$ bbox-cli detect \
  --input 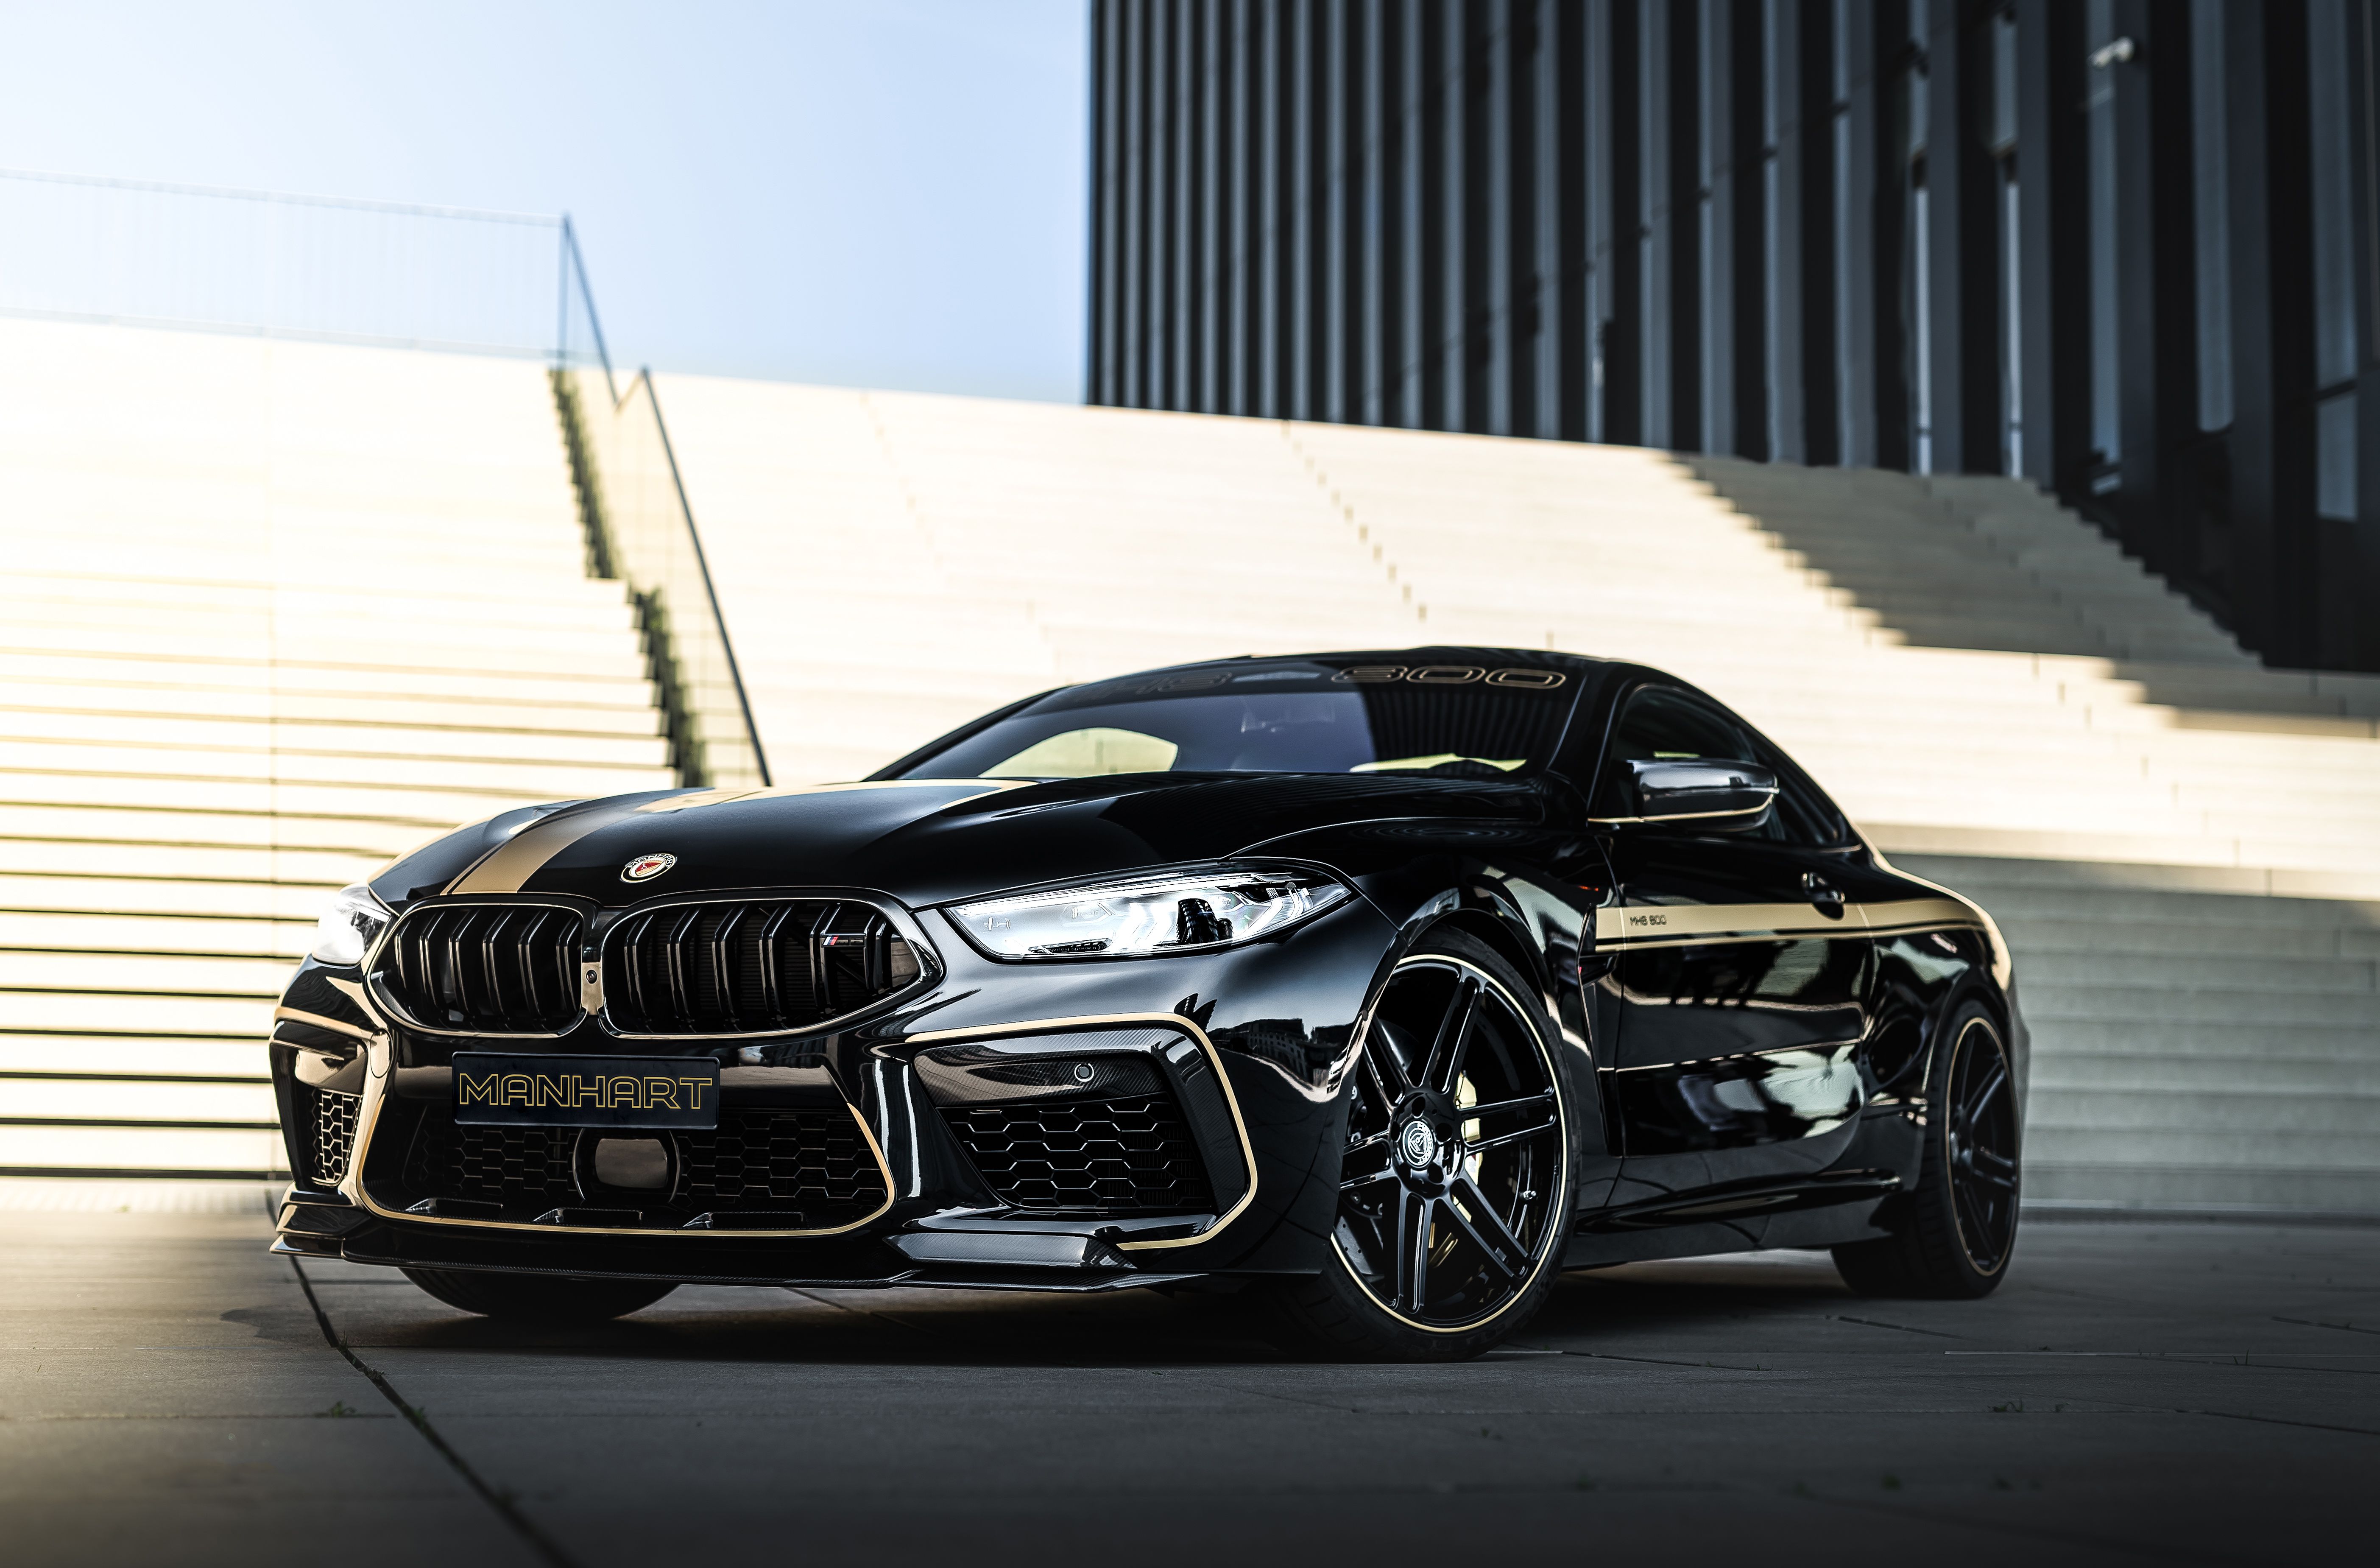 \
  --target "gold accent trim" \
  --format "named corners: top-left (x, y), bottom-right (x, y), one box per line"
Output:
top-left (446, 804), bottom-right (644, 895)
top-left (1593, 900), bottom-right (1855, 947)
top-left (342, 1056), bottom-right (898, 1241)
top-left (1333, 956), bottom-right (1574, 1335)
top-left (903, 1012), bottom-right (1260, 1253)
top-left (1585, 803), bottom-right (1771, 827)
top-left (634, 779), bottom-right (1028, 813)
top-left (274, 1006), bottom-right (377, 1041)
top-left (1593, 896), bottom-right (1987, 950)
top-left (1863, 851), bottom-right (2015, 989)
